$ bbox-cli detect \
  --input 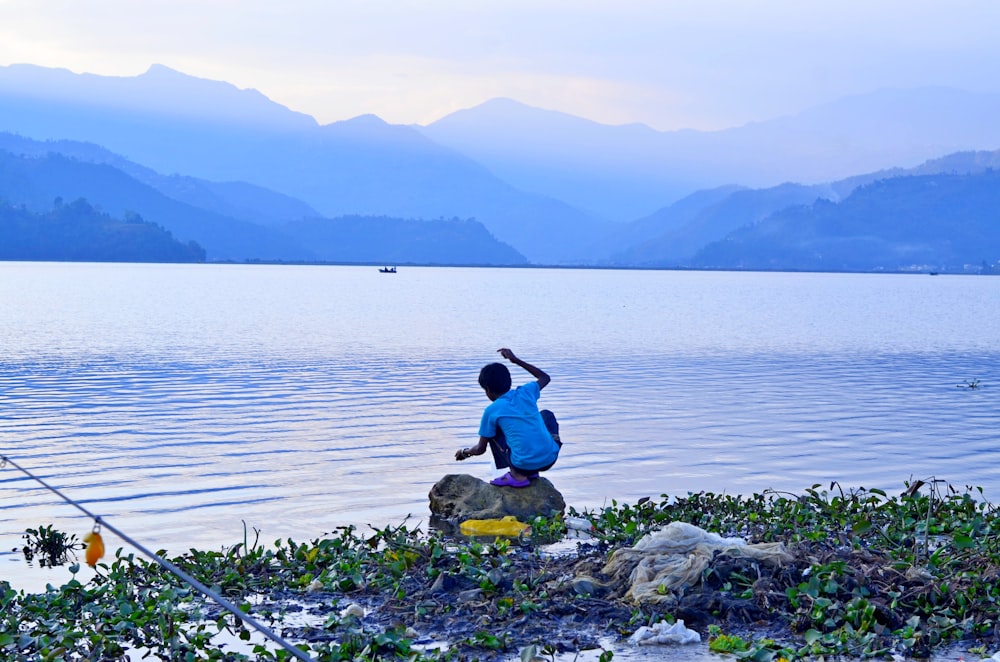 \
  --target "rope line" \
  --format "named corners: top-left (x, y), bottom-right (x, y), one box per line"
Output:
top-left (1, 453), bottom-right (315, 662)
